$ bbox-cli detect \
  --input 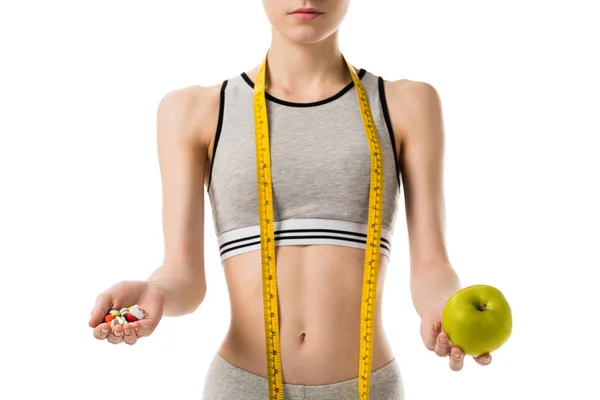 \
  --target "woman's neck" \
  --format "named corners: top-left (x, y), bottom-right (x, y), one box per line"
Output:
top-left (262, 30), bottom-right (350, 94)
